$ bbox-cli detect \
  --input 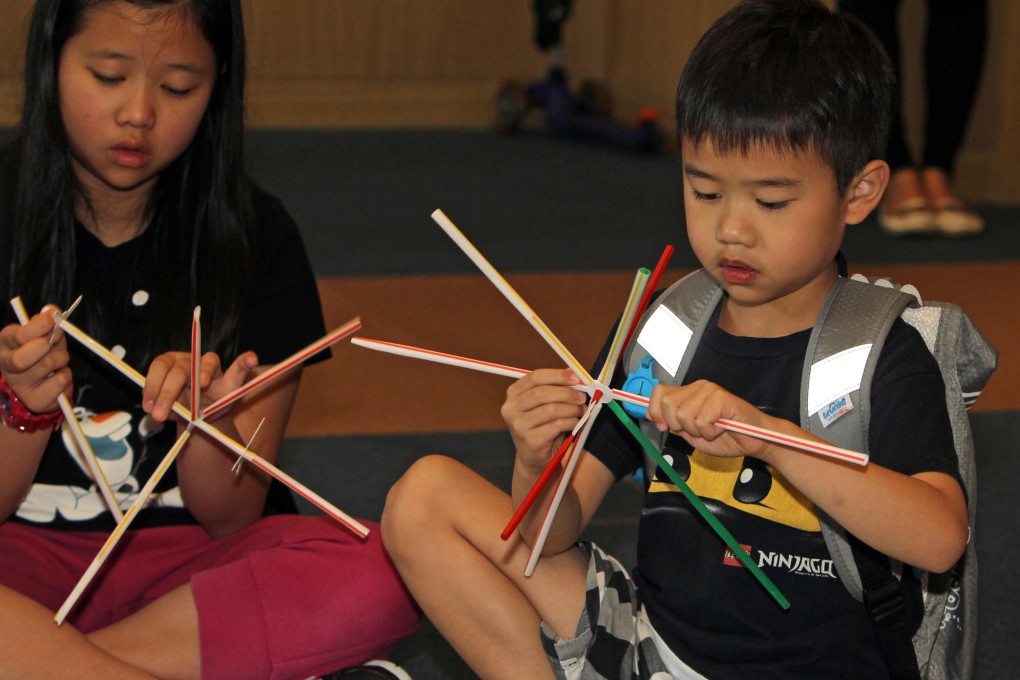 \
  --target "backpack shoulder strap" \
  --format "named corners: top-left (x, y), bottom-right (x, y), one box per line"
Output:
top-left (801, 277), bottom-right (914, 601)
top-left (622, 269), bottom-right (722, 479)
